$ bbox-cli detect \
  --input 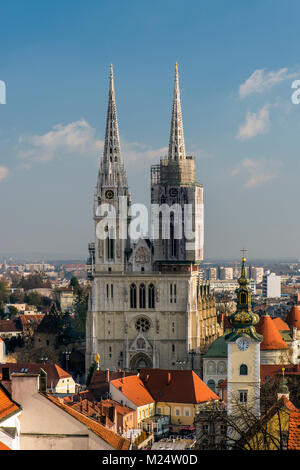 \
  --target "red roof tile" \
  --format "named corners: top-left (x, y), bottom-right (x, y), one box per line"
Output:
top-left (288, 411), bottom-right (300, 450)
top-left (110, 375), bottom-right (154, 407)
top-left (42, 394), bottom-right (130, 450)
top-left (139, 369), bottom-right (219, 404)
top-left (286, 305), bottom-right (300, 329)
top-left (0, 441), bottom-right (11, 450)
top-left (0, 384), bottom-right (20, 423)
top-left (0, 320), bottom-right (21, 333)
top-left (272, 317), bottom-right (290, 331)
top-left (256, 314), bottom-right (288, 350)
top-left (0, 363), bottom-right (71, 388)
